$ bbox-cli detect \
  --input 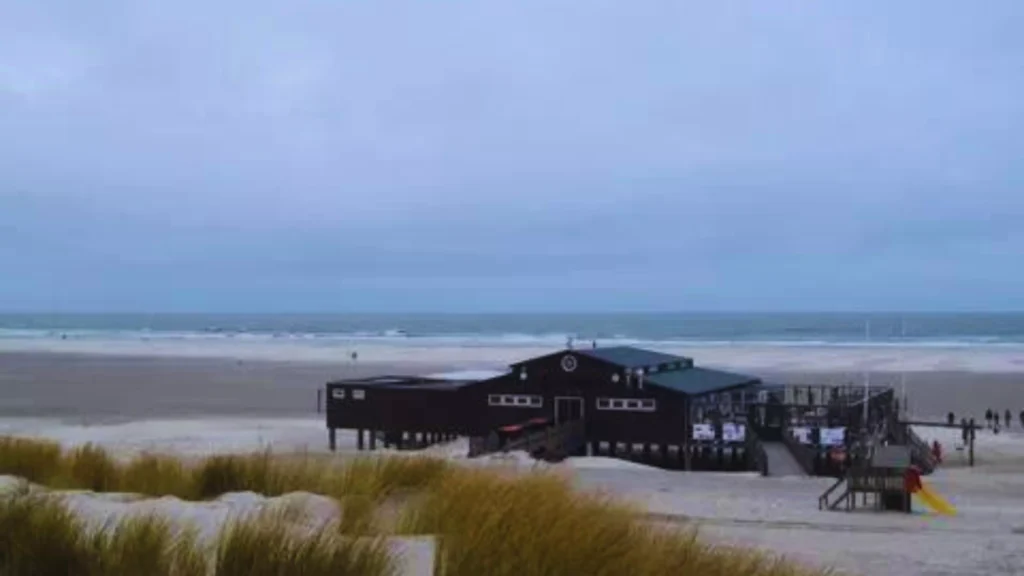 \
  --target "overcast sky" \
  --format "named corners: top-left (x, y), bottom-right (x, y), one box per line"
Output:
top-left (1, 1), bottom-right (1022, 312)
